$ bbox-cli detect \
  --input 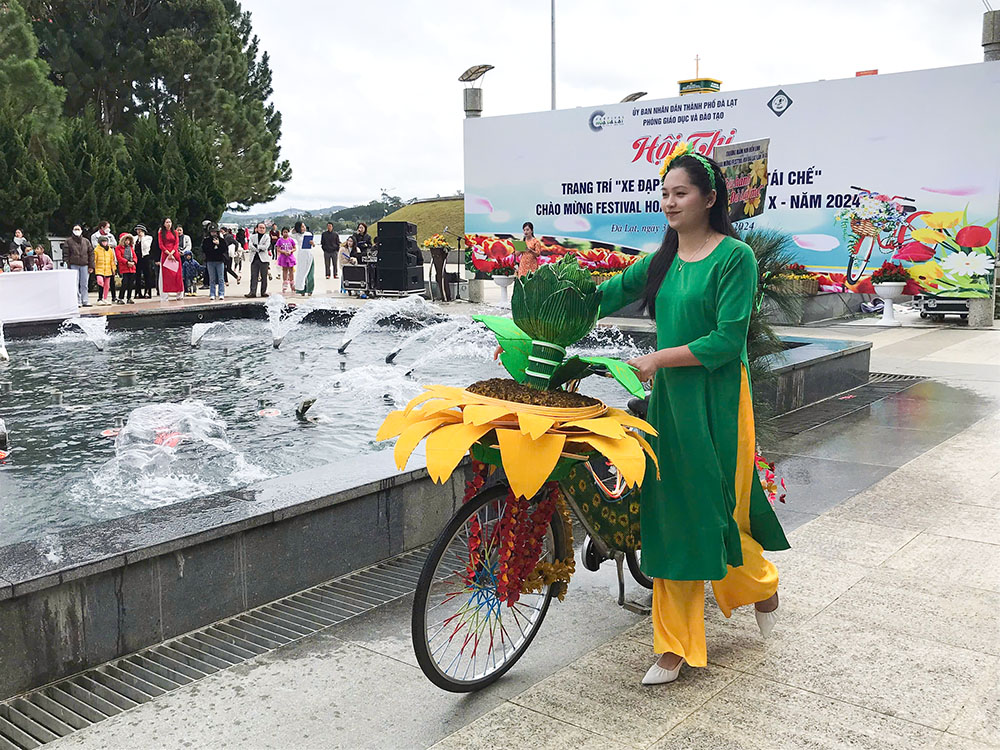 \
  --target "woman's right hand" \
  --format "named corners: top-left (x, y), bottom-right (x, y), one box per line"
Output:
top-left (493, 345), bottom-right (503, 361)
